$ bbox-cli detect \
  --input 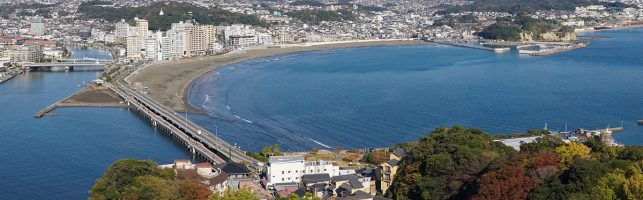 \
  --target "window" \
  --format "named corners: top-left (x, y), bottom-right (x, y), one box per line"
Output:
top-left (324, 169), bottom-right (327, 171)
top-left (288, 177), bottom-right (291, 180)
top-left (282, 171), bottom-right (284, 174)
top-left (295, 170), bottom-right (298, 173)
top-left (282, 178), bottom-right (284, 181)
top-left (288, 171), bottom-right (291, 173)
